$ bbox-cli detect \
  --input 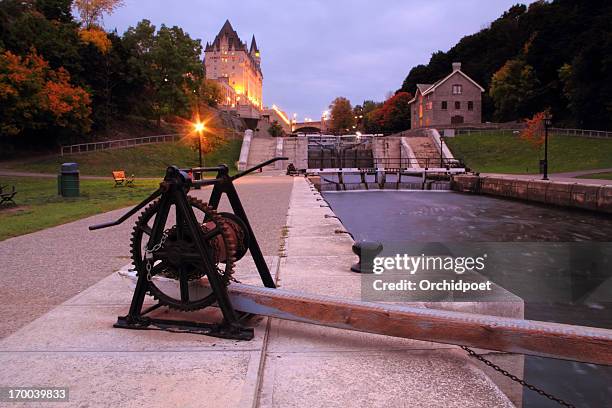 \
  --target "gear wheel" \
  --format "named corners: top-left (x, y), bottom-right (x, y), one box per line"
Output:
top-left (130, 196), bottom-right (237, 311)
